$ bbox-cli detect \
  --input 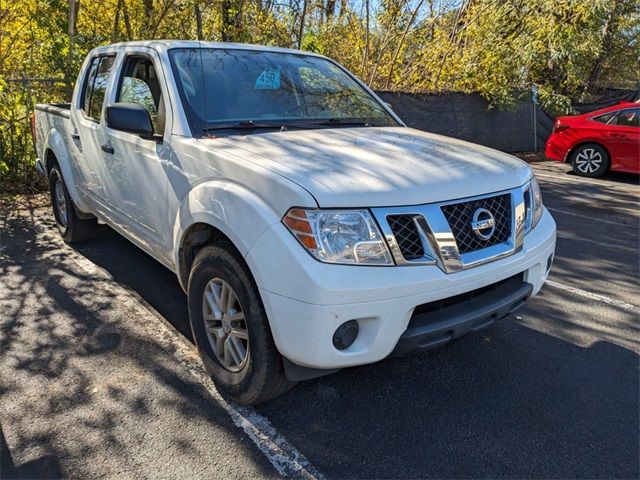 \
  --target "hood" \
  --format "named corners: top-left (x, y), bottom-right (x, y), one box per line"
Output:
top-left (200, 127), bottom-right (532, 207)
